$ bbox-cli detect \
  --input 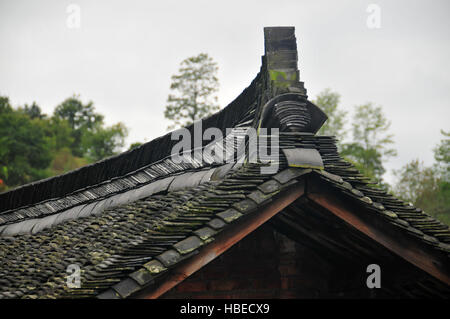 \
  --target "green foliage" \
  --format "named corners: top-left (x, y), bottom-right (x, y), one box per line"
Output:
top-left (341, 103), bottom-right (396, 183)
top-left (414, 181), bottom-right (450, 225)
top-left (393, 159), bottom-right (449, 225)
top-left (43, 117), bottom-right (75, 153)
top-left (433, 130), bottom-right (449, 182)
top-left (393, 159), bottom-right (437, 204)
top-left (393, 130), bottom-right (450, 225)
top-left (81, 123), bottom-right (128, 162)
top-left (313, 88), bottom-right (348, 146)
top-left (164, 53), bottom-right (220, 129)
top-left (48, 147), bottom-right (88, 176)
top-left (0, 177), bottom-right (6, 193)
top-left (0, 96), bottom-right (12, 113)
top-left (0, 166), bottom-right (8, 180)
top-left (0, 94), bottom-right (129, 190)
top-left (54, 95), bottom-right (104, 130)
top-left (313, 91), bottom-right (396, 183)
top-left (19, 102), bottom-right (46, 119)
top-left (129, 142), bottom-right (143, 150)
top-left (51, 95), bottom-right (128, 162)
top-left (342, 144), bottom-right (384, 181)
top-left (0, 97), bottom-right (52, 186)
top-left (313, 88), bottom-right (448, 224)
top-left (313, 88), bottom-right (447, 222)
top-left (53, 95), bottom-right (105, 157)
